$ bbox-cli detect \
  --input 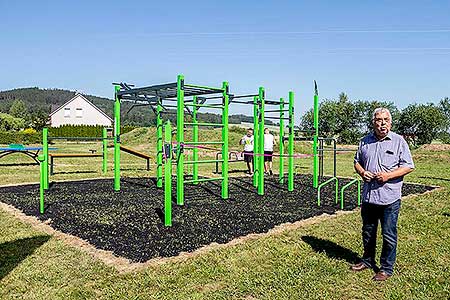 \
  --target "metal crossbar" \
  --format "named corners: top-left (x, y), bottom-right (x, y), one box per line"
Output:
top-left (184, 159), bottom-right (224, 165)
top-left (184, 122), bottom-right (224, 127)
